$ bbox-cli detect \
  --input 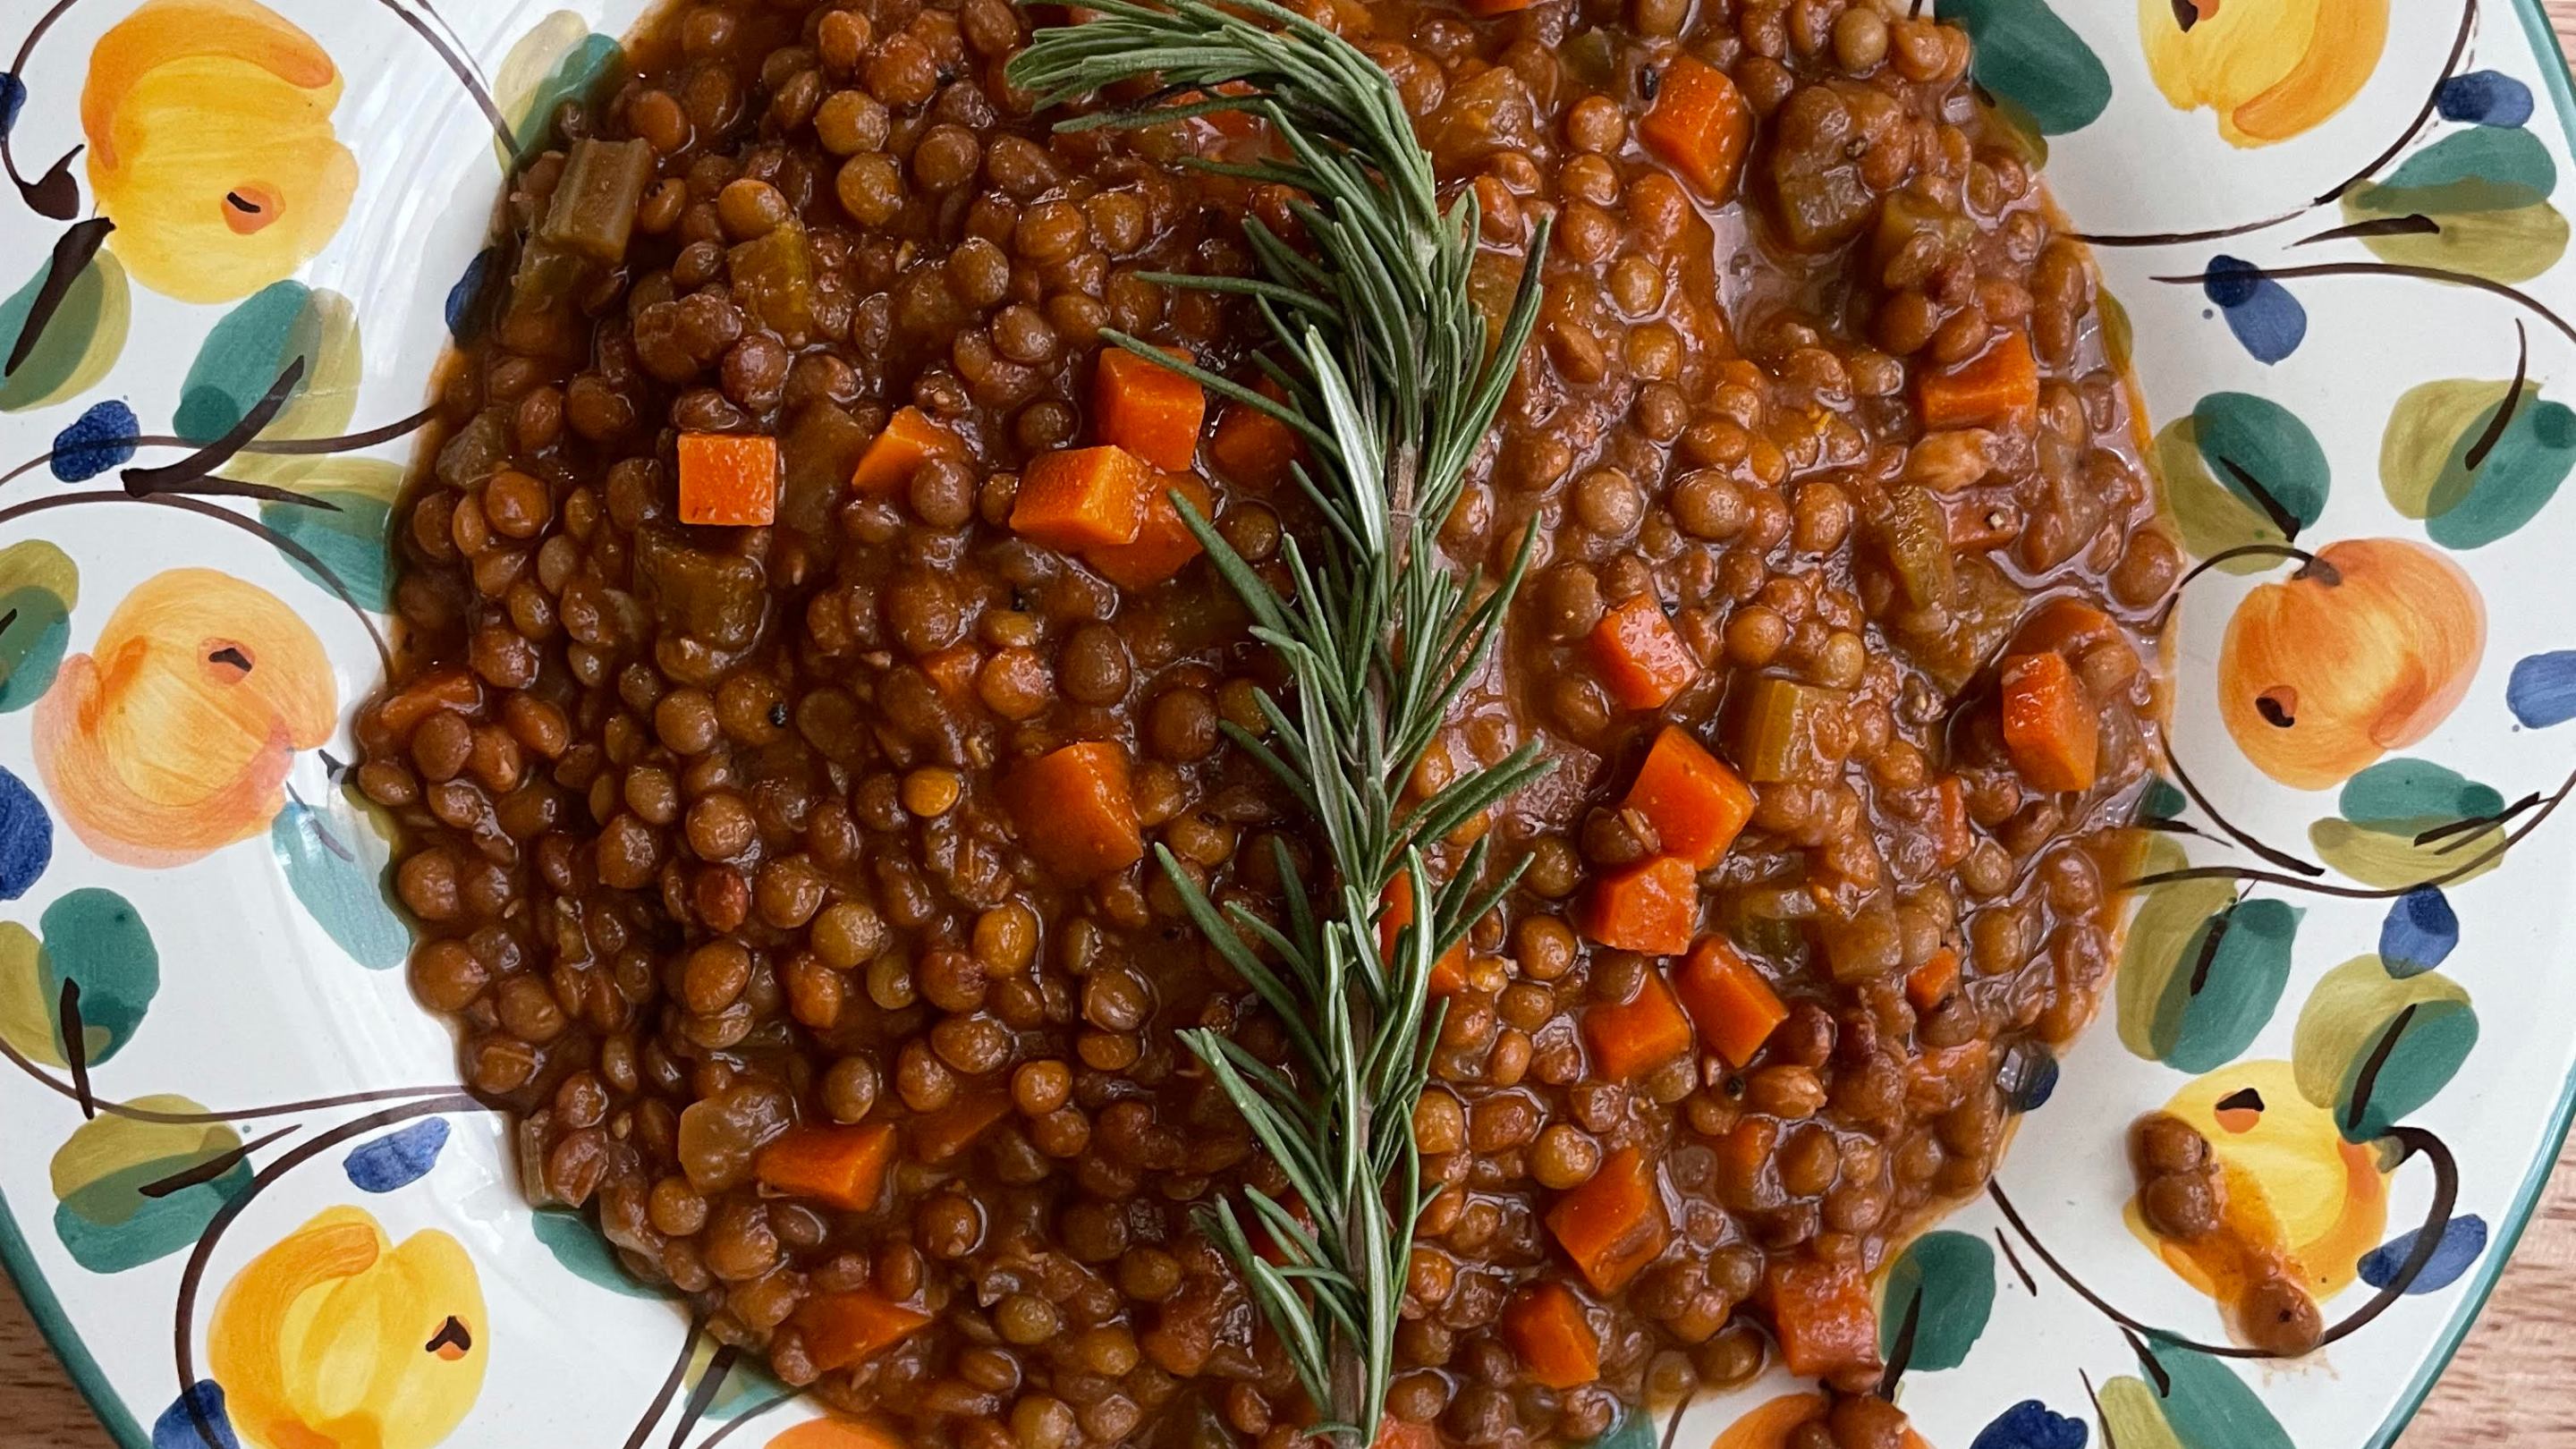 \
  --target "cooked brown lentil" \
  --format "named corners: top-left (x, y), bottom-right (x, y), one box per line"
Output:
top-left (369, 0), bottom-right (2165, 1443)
